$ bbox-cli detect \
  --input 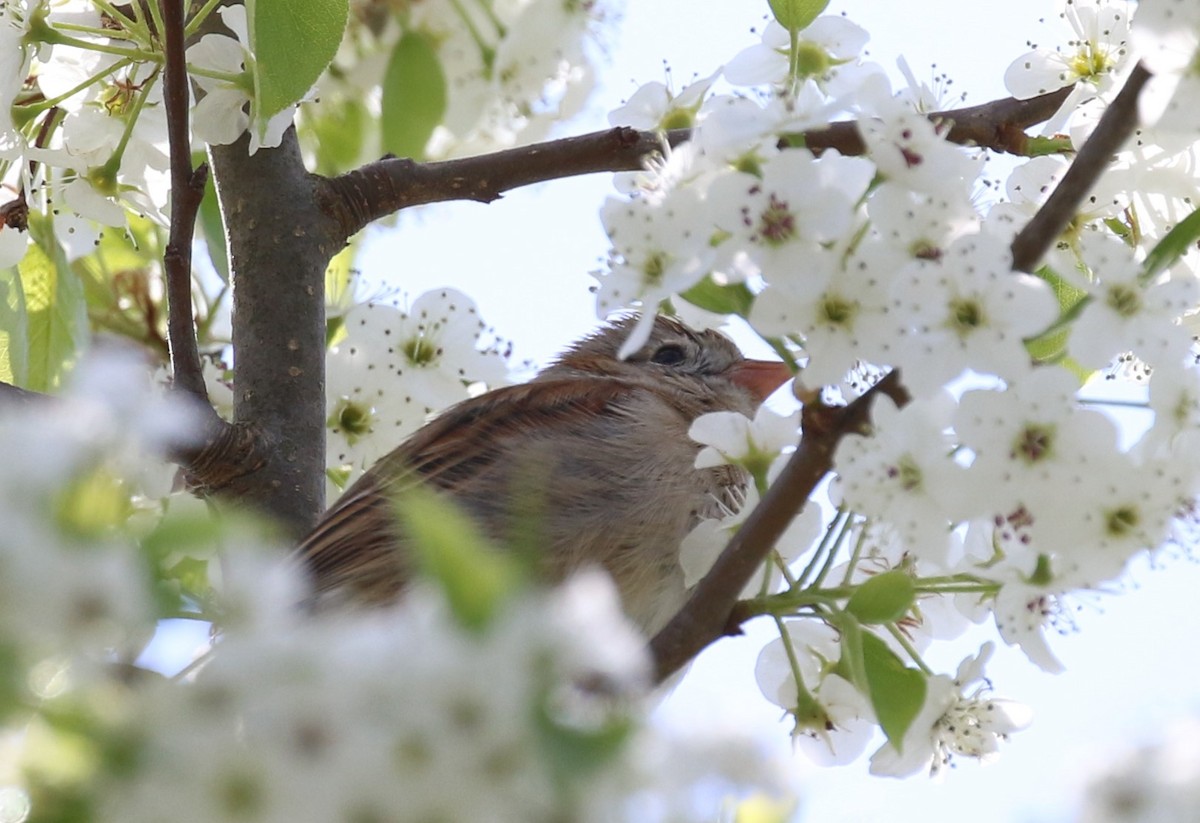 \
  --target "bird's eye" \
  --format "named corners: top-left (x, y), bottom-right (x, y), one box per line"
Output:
top-left (650, 344), bottom-right (687, 366)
